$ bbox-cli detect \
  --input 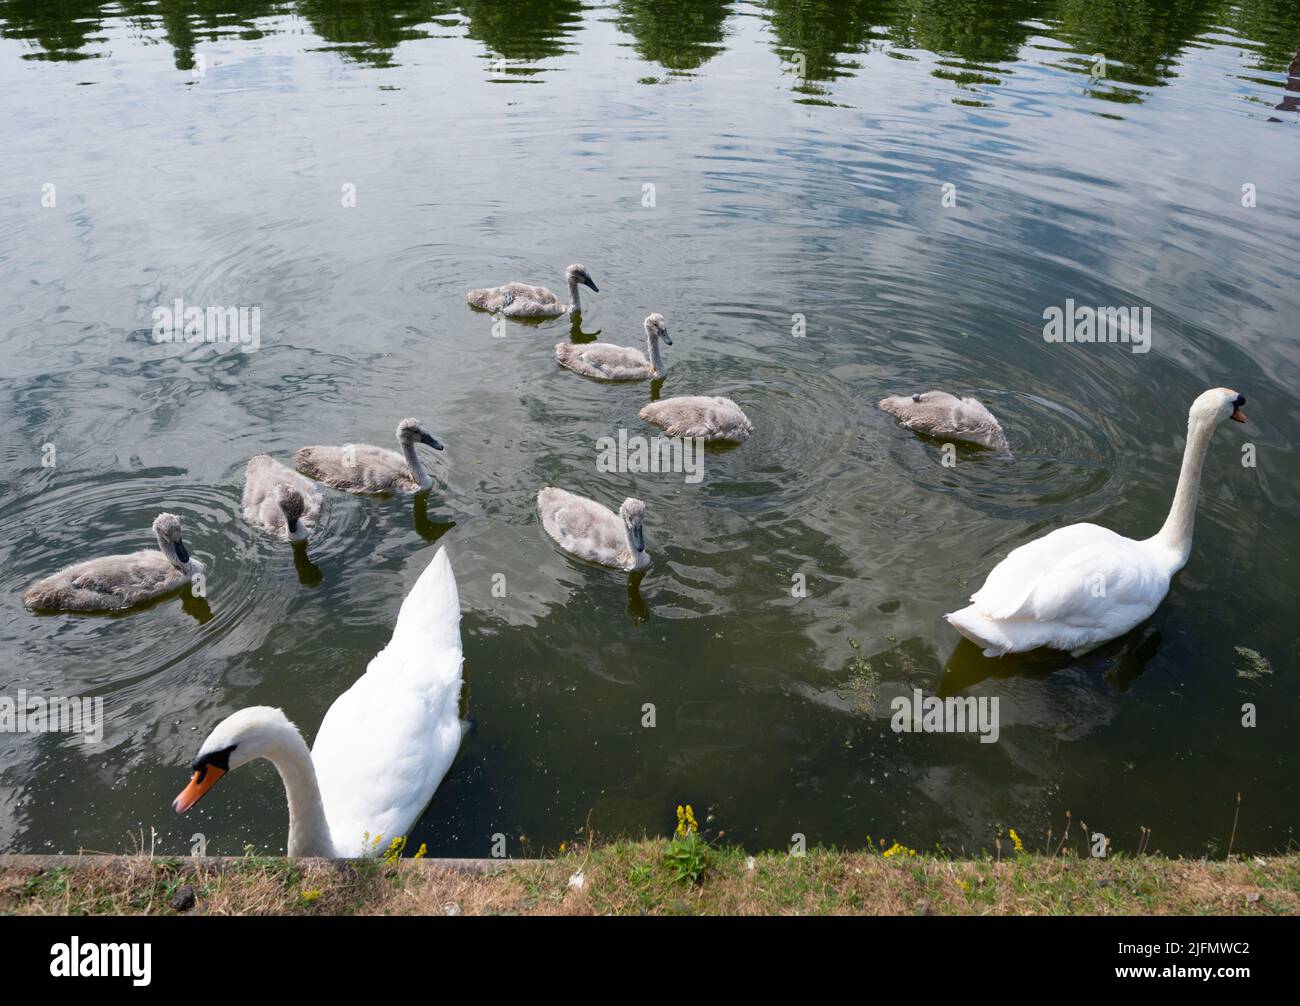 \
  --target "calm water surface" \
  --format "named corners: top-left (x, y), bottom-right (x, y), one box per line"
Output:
top-left (1, 1), bottom-right (1297, 857)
